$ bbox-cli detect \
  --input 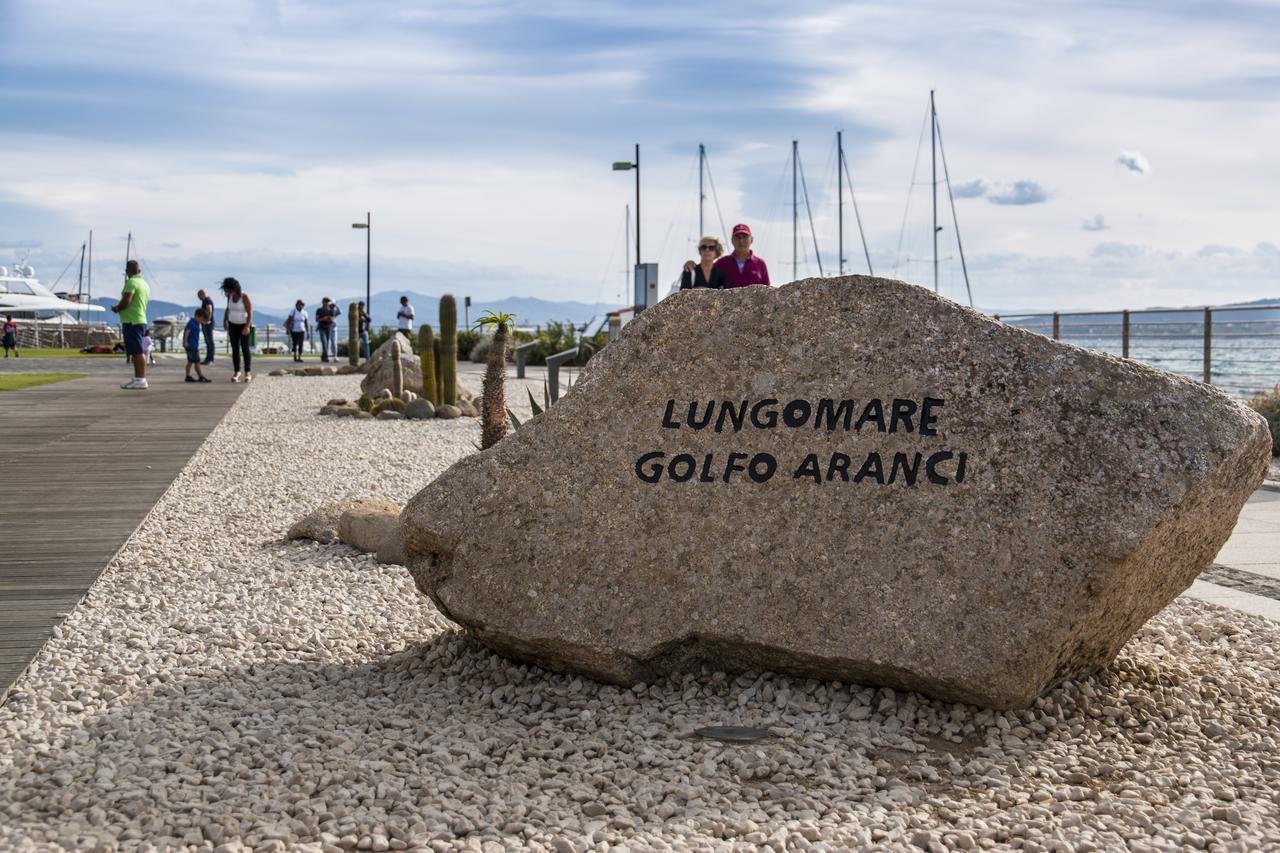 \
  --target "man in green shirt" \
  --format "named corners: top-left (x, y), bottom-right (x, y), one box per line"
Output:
top-left (112, 260), bottom-right (150, 390)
